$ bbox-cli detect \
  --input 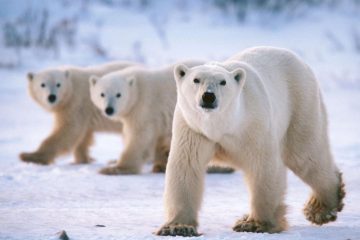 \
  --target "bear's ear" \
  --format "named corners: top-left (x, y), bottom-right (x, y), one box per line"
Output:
top-left (27, 72), bottom-right (34, 81)
top-left (127, 76), bottom-right (136, 86)
top-left (174, 64), bottom-right (189, 82)
top-left (231, 68), bottom-right (246, 88)
top-left (89, 75), bottom-right (99, 86)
